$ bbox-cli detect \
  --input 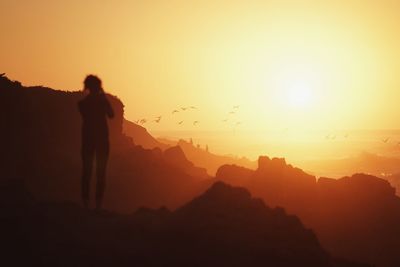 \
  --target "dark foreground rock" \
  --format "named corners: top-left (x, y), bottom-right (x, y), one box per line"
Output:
top-left (1, 180), bottom-right (370, 267)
